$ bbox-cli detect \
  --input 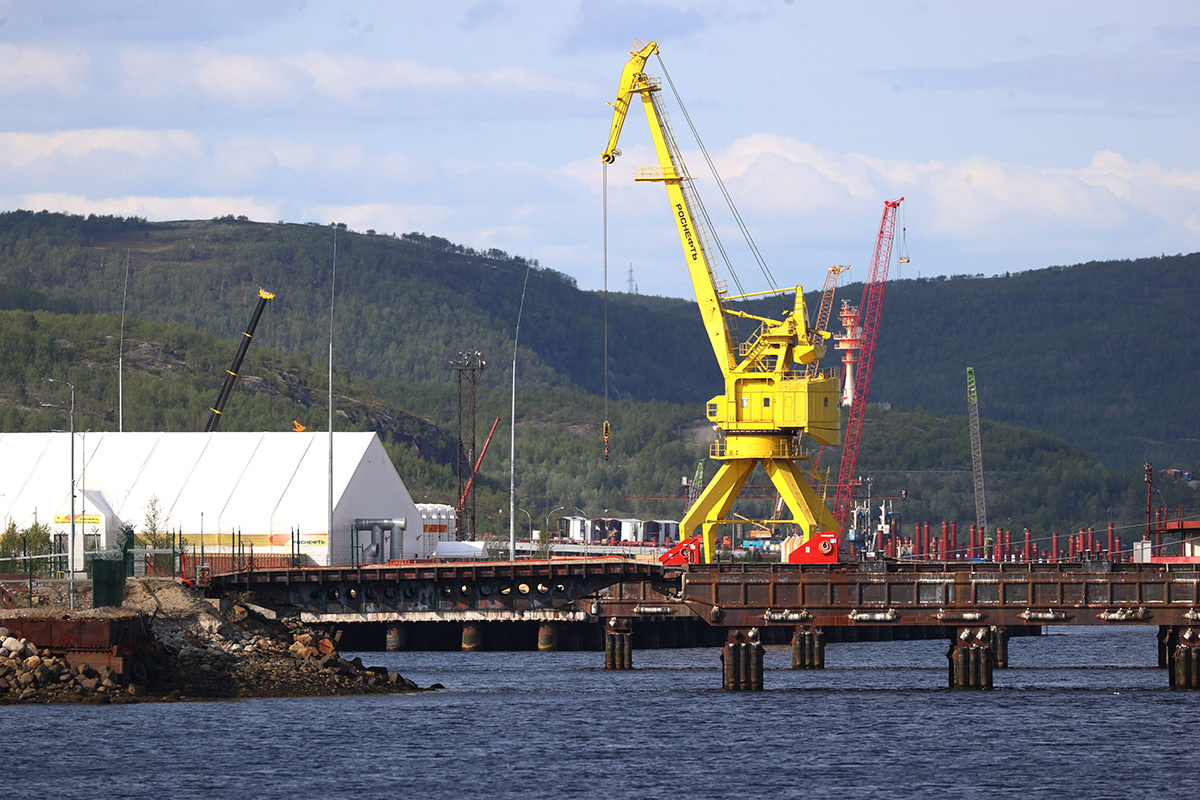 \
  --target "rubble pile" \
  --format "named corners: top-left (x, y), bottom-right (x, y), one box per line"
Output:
top-left (0, 578), bottom-right (433, 704)
top-left (0, 628), bottom-right (134, 704)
